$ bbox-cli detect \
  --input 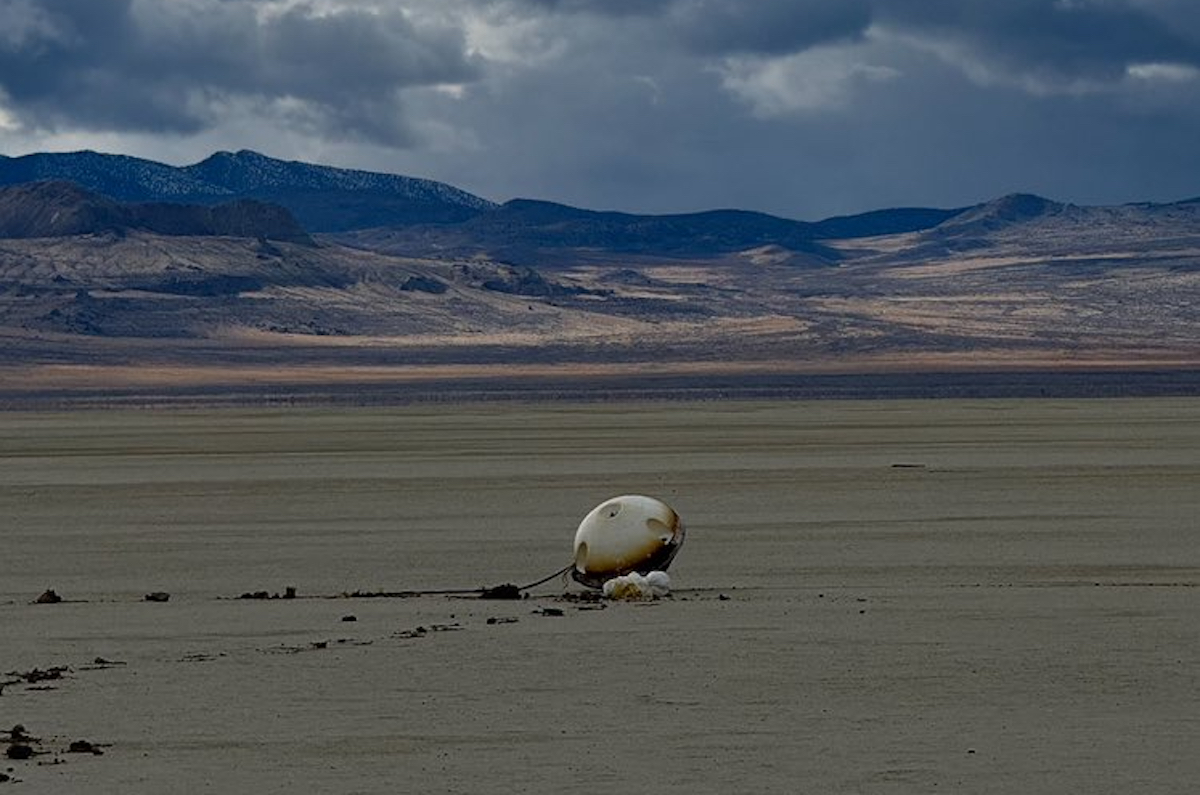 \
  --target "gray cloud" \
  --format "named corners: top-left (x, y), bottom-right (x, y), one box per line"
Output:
top-left (669, 0), bottom-right (871, 56)
top-left (492, 0), bottom-right (673, 17)
top-left (492, 0), bottom-right (872, 55)
top-left (2, 0), bottom-right (1200, 218)
top-left (0, 0), bottom-right (478, 142)
top-left (877, 0), bottom-right (1200, 87)
top-left (390, 0), bottom-right (1200, 216)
